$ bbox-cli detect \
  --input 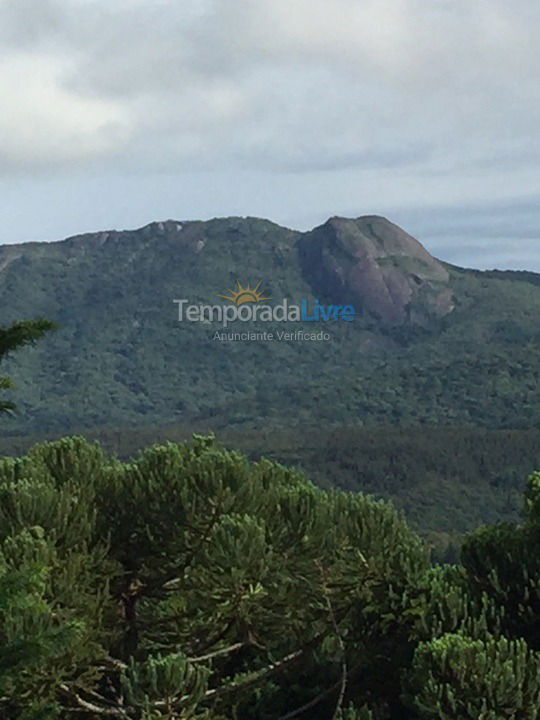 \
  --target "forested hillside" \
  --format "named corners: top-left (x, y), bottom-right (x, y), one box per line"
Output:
top-left (1, 216), bottom-right (540, 434)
